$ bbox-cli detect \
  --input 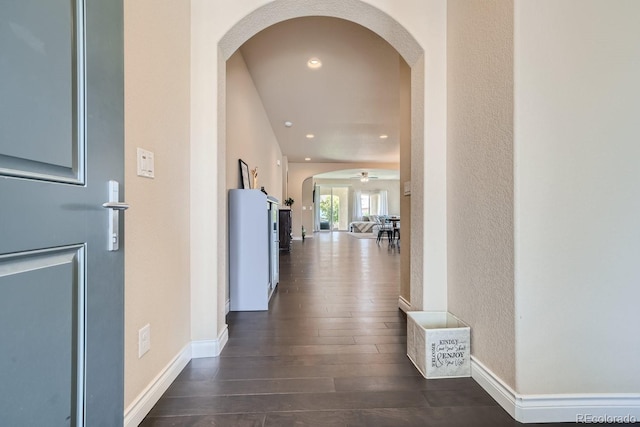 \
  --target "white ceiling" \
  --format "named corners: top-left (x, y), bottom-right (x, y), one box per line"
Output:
top-left (239, 17), bottom-right (402, 164)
